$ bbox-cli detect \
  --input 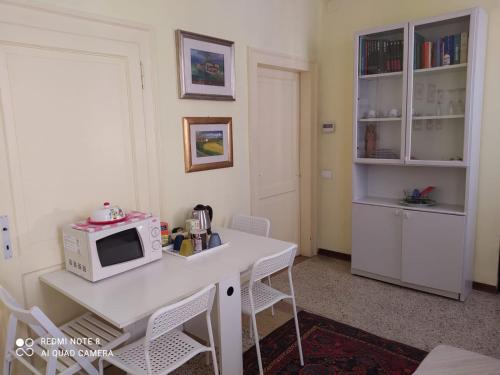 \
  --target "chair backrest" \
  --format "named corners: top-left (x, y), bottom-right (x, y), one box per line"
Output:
top-left (250, 247), bottom-right (297, 284)
top-left (145, 284), bottom-right (216, 342)
top-left (0, 287), bottom-right (42, 329)
top-left (0, 286), bottom-right (97, 375)
top-left (230, 214), bottom-right (271, 237)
